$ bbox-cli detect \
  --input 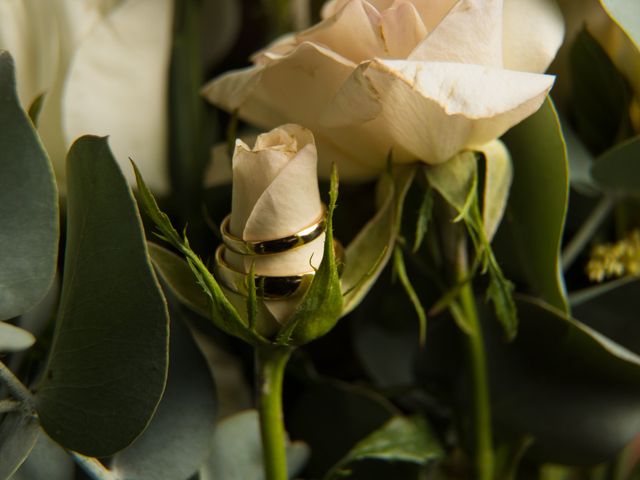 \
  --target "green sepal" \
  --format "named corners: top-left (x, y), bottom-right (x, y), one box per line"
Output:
top-left (275, 165), bottom-right (344, 346)
top-left (425, 153), bottom-right (518, 340)
top-left (132, 161), bottom-right (268, 347)
top-left (392, 247), bottom-right (427, 347)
